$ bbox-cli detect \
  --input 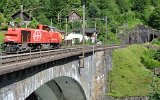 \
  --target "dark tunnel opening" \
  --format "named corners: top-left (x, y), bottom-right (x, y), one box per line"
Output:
top-left (26, 92), bottom-right (38, 100)
top-left (149, 34), bottom-right (158, 42)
